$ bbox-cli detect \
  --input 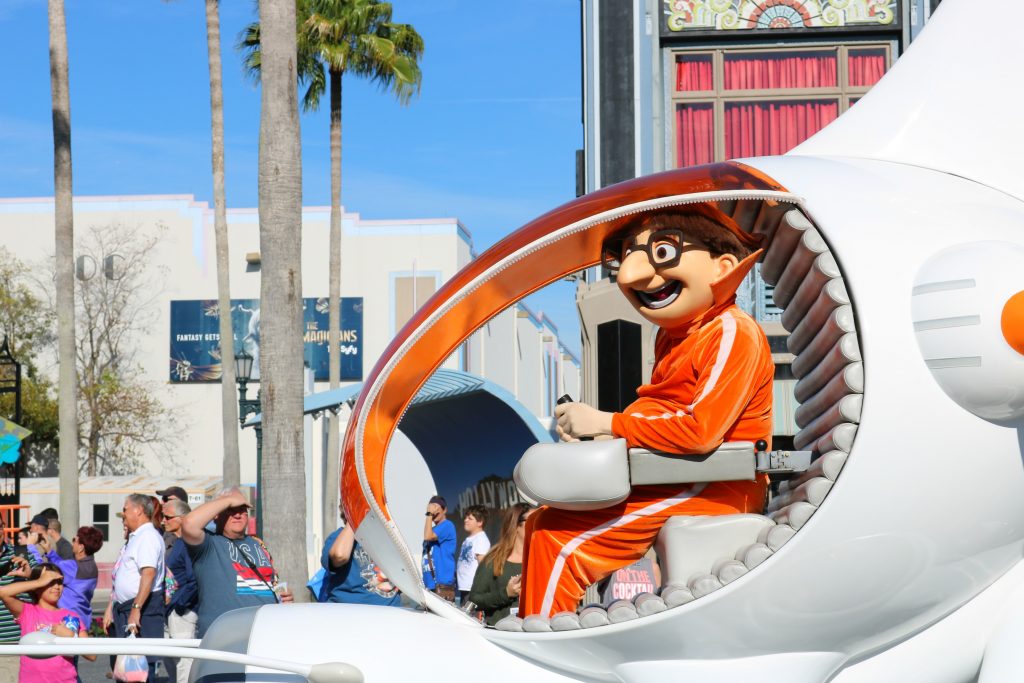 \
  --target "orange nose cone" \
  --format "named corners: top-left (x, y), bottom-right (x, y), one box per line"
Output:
top-left (1002, 290), bottom-right (1024, 355)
